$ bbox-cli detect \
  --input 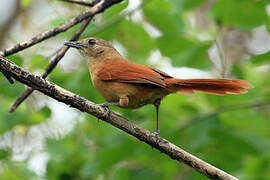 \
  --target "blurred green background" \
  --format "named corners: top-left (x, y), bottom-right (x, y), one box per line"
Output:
top-left (0, 0), bottom-right (270, 179)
